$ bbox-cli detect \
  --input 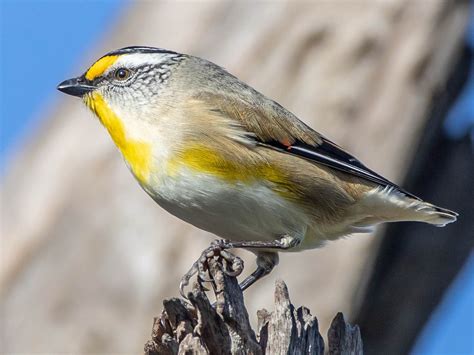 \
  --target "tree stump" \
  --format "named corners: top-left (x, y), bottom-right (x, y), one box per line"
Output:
top-left (144, 256), bottom-right (363, 355)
